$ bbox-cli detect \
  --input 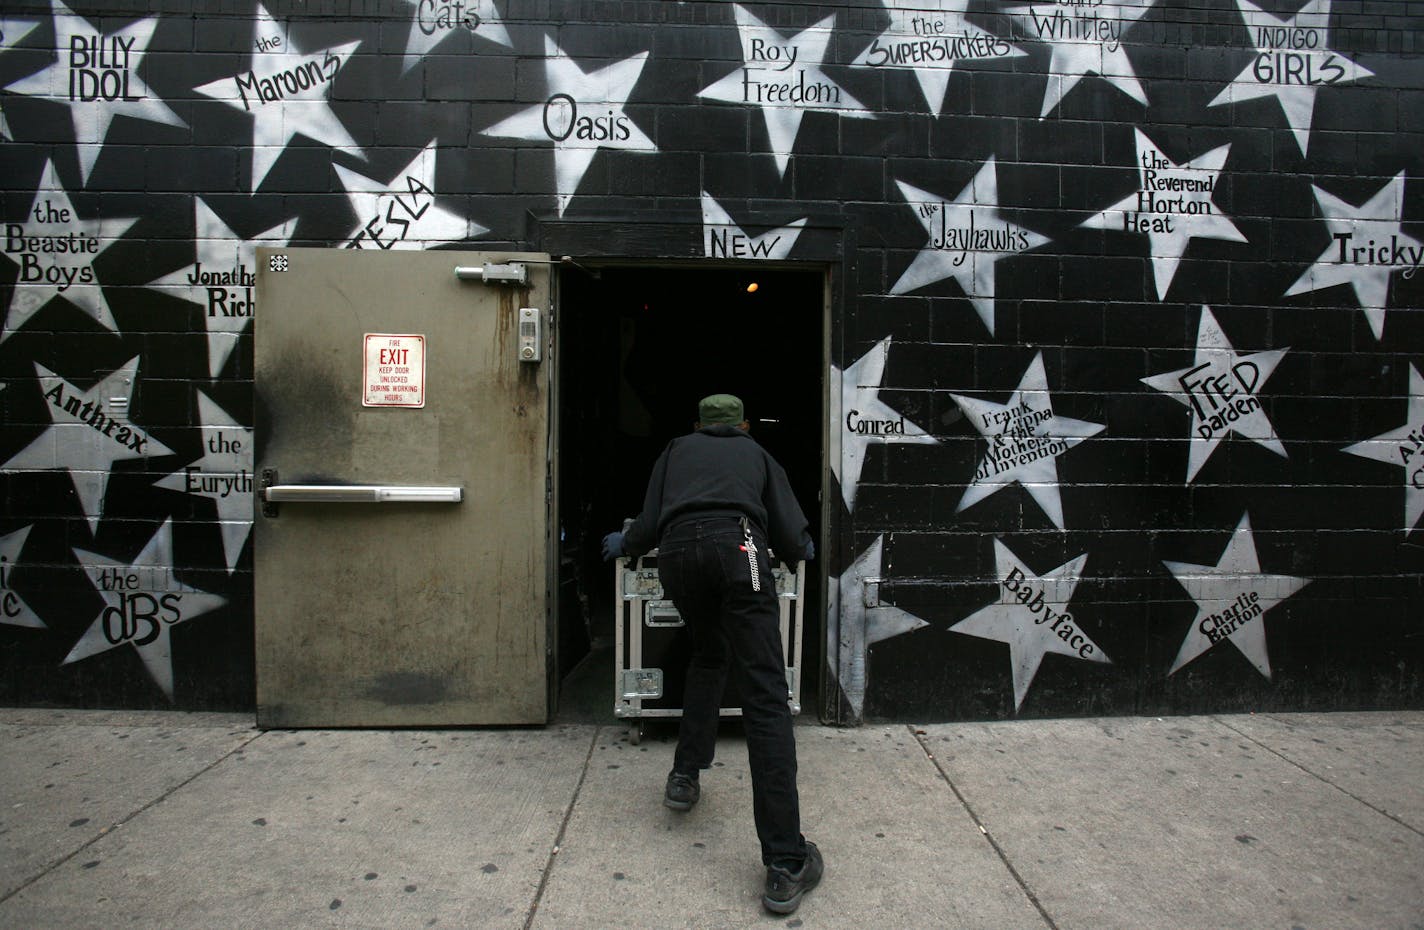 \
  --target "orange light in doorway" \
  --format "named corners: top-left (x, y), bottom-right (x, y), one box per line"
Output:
top-left (746, 282), bottom-right (759, 293)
